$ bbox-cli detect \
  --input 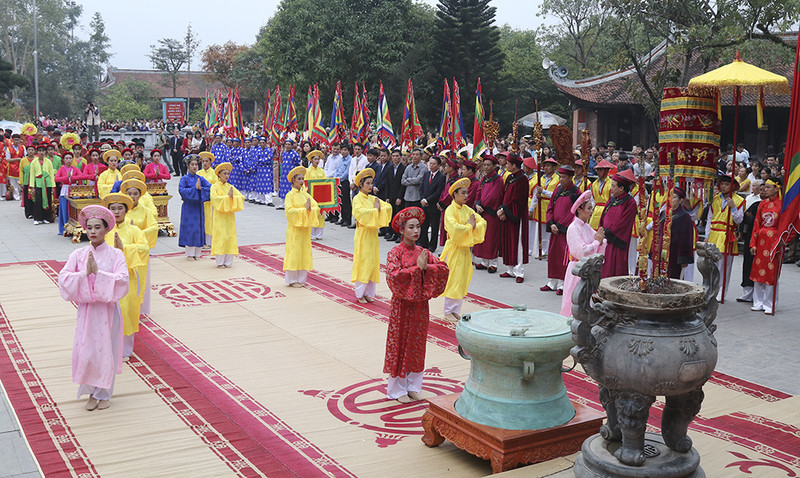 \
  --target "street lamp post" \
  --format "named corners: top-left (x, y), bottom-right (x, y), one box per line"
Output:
top-left (33, 0), bottom-right (40, 117)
